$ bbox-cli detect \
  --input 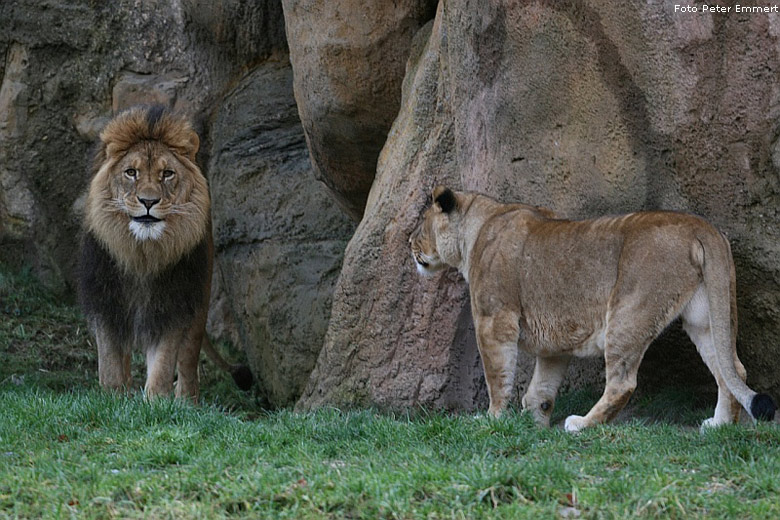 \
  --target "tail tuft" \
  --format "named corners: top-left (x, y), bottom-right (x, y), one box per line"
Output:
top-left (230, 365), bottom-right (254, 391)
top-left (750, 393), bottom-right (776, 422)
